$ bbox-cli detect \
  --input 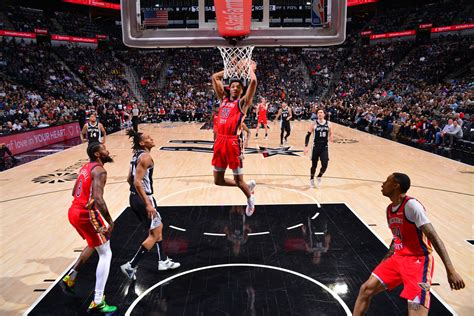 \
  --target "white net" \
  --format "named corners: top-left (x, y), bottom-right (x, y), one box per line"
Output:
top-left (218, 46), bottom-right (255, 81)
